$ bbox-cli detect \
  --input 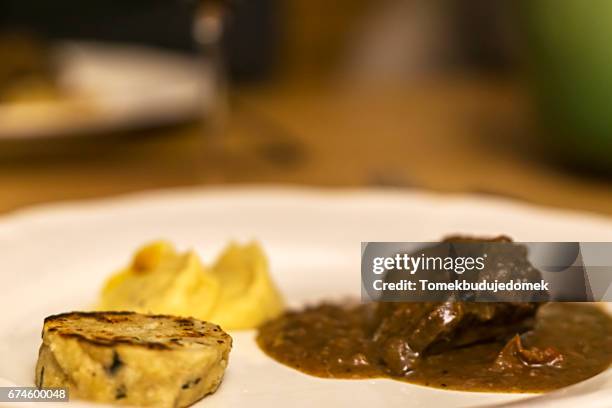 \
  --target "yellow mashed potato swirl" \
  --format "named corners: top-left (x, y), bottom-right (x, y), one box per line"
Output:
top-left (98, 241), bottom-right (284, 330)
